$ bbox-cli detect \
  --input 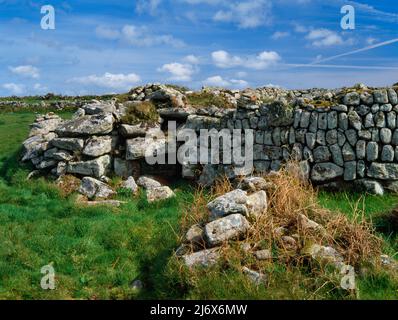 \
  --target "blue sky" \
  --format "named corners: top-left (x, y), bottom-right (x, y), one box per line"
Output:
top-left (0, 0), bottom-right (397, 96)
